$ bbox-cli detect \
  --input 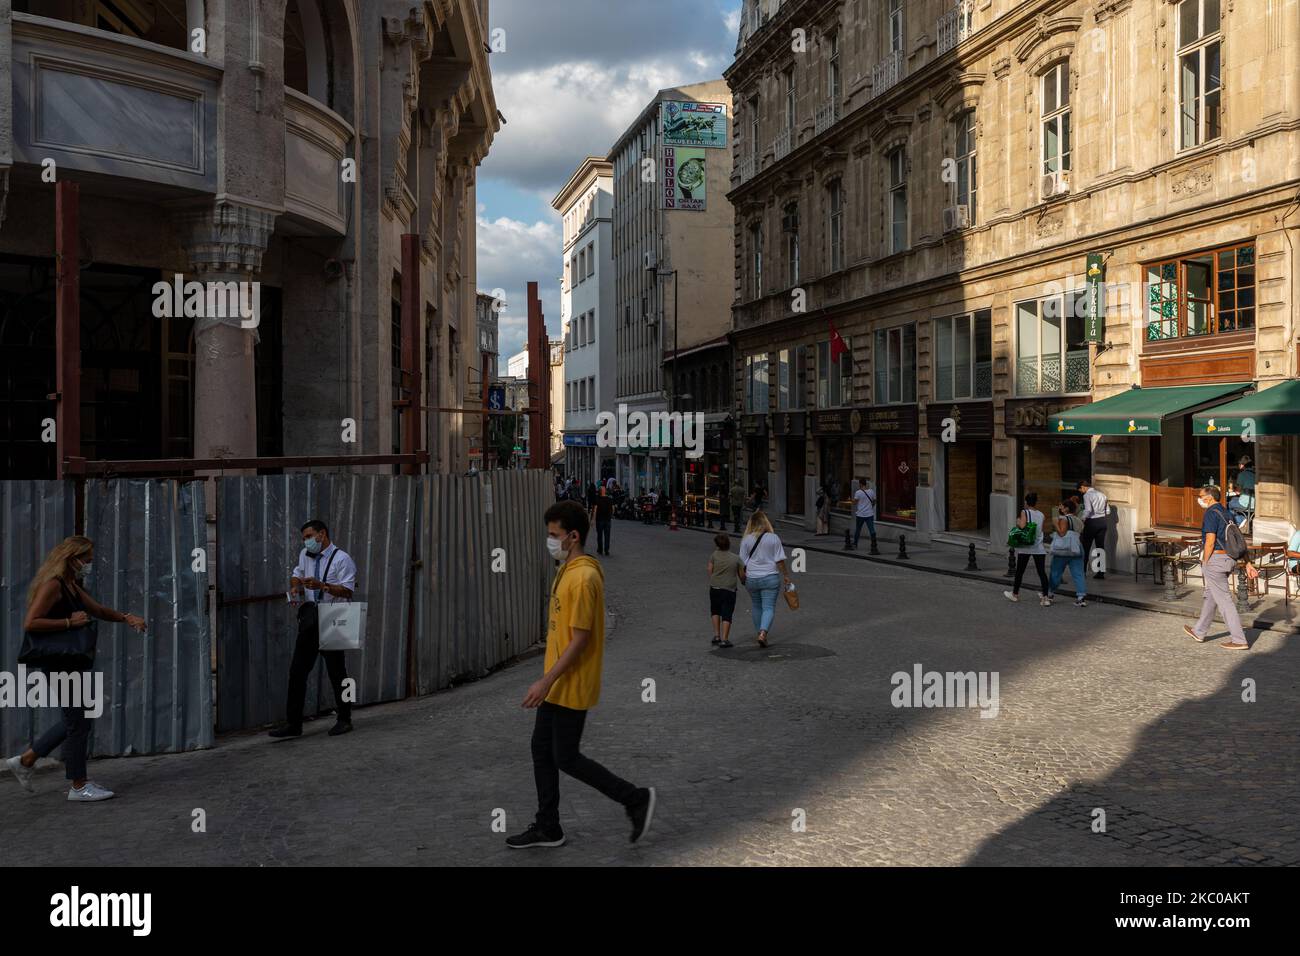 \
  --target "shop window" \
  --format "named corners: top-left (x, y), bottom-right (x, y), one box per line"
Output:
top-left (816, 338), bottom-right (852, 408)
top-left (1145, 243), bottom-right (1254, 341)
top-left (1176, 0), bottom-right (1221, 151)
top-left (1015, 294), bottom-right (1089, 395)
top-left (819, 439), bottom-right (854, 511)
top-left (879, 438), bottom-right (917, 525)
top-left (873, 324), bottom-right (916, 405)
top-left (1041, 61), bottom-right (1071, 174)
top-left (934, 310), bottom-right (991, 401)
